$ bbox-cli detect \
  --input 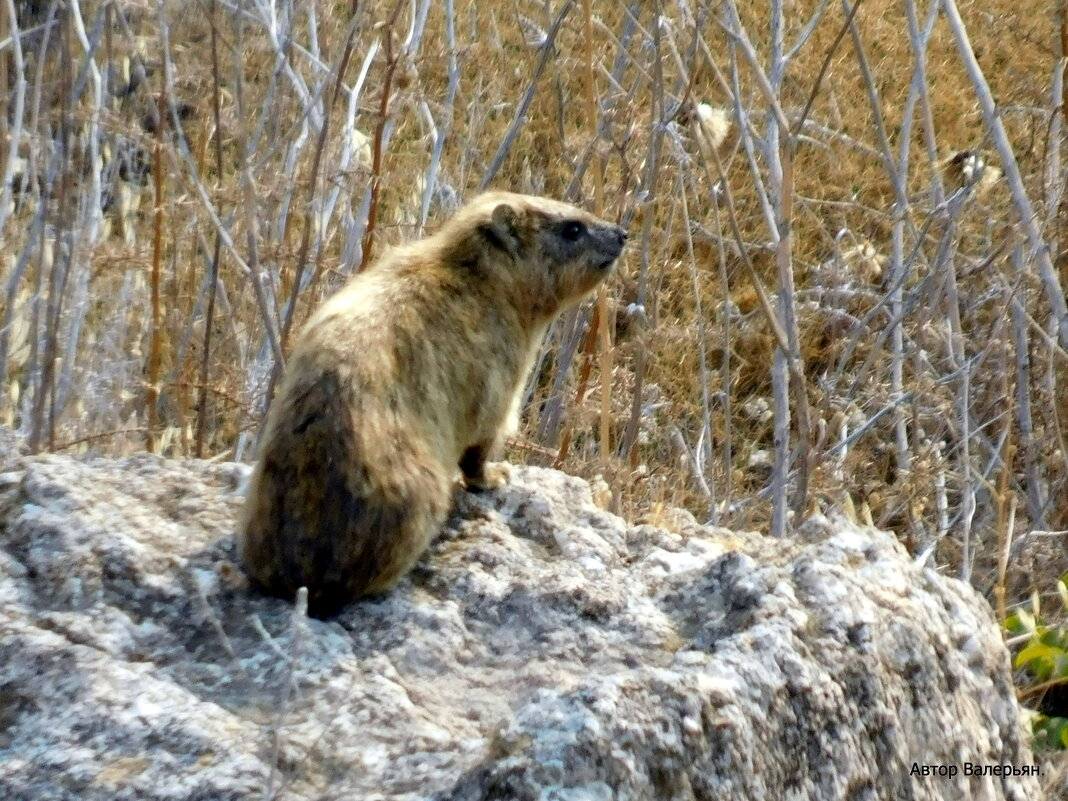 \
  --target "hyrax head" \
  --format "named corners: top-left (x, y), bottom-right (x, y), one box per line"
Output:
top-left (461, 192), bottom-right (627, 316)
